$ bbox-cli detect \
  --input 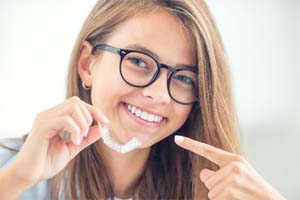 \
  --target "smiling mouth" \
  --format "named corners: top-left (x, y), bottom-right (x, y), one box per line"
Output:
top-left (123, 102), bottom-right (165, 124)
